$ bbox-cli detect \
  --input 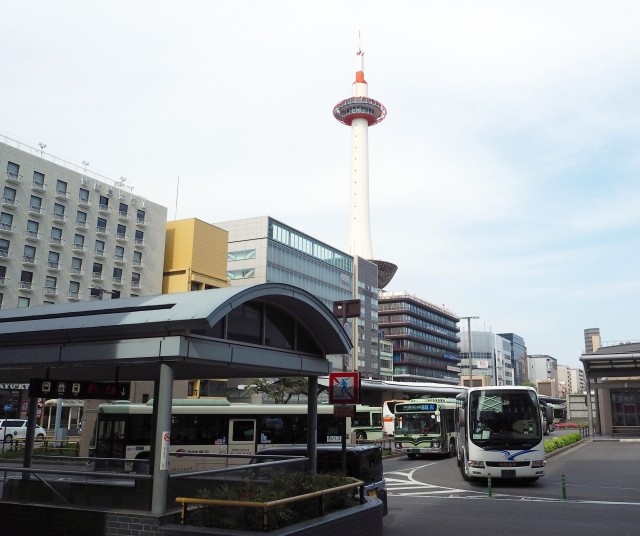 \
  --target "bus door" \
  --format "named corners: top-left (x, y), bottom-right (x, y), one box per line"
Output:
top-left (228, 418), bottom-right (257, 463)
